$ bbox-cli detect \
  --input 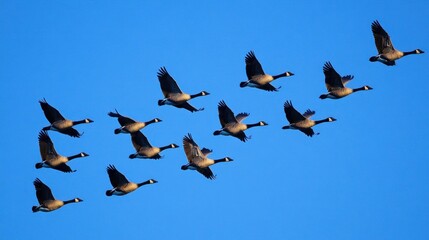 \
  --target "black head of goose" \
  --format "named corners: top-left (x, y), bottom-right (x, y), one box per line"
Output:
top-left (36, 130), bottom-right (89, 172)
top-left (240, 51), bottom-right (294, 92)
top-left (213, 100), bottom-right (268, 142)
top-left (105, 165), bottom-right (157, 196)
top-left (319, 62), bottom-right (373, 99)
top-left (157, 67), bottom-right (209, 112)
top-left (32, 178), bottom-right (83, 212)
top-left (181, 133), bottom-right (233, 180)
top-left (282, 100), bottom-right (336, 137)
top-left (369, 20), bottom-right (424, 66)
top-left (39, 98), bottom-right (93, 138)
top-left (108, 109), bottom-right (161, 134)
